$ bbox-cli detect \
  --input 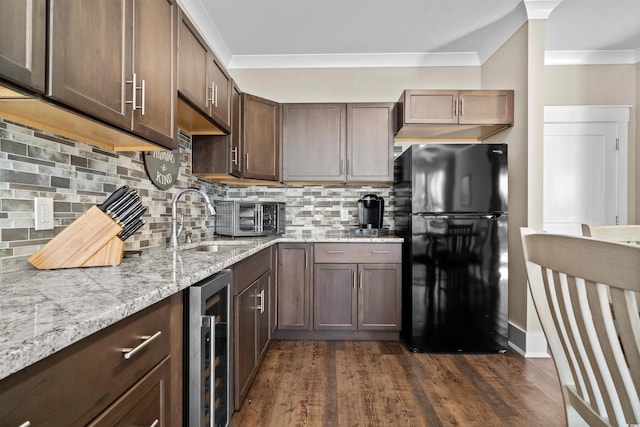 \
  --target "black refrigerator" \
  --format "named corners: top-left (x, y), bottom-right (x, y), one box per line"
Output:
top-left (394, 144), bottom-right (508, 353)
